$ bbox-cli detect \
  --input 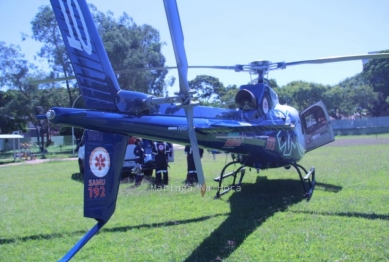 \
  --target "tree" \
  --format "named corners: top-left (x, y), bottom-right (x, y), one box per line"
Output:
top-left (276, 85), bottom-right (295, 106)
top-left (218, 84), bottom-right (239, 109)
top-left (0, 42), bottom-right (31, 133)
top-left (322, 85), bottom-right (354, 119)
top-left (348, 85), bottom-right (378, 117)
top-left (360, 50), bottom-right (389, 116)
top-left (278, 81), bottom-right (328, 111)
top-left (31, 5), bottom-right (75, 106)
top-left (267, 79), bottom-right (279, 89)
top-left (29, 5), bottom-right (168, 143)
top-left (90, 6), bottom-right (168, 95)
top-left (0, 41), bottom-right (58, 151)
top-left (0, 90), bottom-right (26, 133)
top-left (0, 42), bottom-right (29, 89)
top-left (30, 5), bottom-right (169, 97)
top-left (188, 75), bottom-right (224, 104)
top-left (361, 50), bottom-right (389, 98)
